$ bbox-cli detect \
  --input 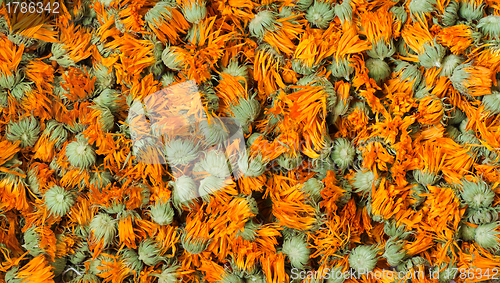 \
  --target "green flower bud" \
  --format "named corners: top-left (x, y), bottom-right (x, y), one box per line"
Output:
top-left (92, 63), bottom-right (116, 90)
top-left (6, 116), bottom-right (40, 148)
top-left (65, 135), bottom-right (96, 169)
top-left (181, 231), bottom-right (212, 254)
top-left (199, 118), bottom-right (230, 147)
top-left (22, 227), bottom-right (44, 256)
top-left (481, 91), bottom-right (500, 115)
top-left (445, 125), bottom-right (460, 139)
top-left (161, 72), bottom-right (176, 87)
top-left (329, 57), bottom-right (354, 80)
top-left (467, 207), bottom-right (499, 225)
top-left (441, 0), bottom-right (459, 26)
top-left (89, 212), bottom-right (117, 247)
top-left (410, 183), bottom-right (428, 208)
top-left (94, 89), bottom-right (125, 113)
top-left (148, 199), bottom-right (174, 226)
top-left (408, 0), bottom-right (437, 21)
top-left (164, 139), bottom-right (200, 167)
top-left (10, 81), bottom-right (31, 101)
top-left (228, 96), bottom-right (260, 132)
top-left (391, 5), bottom-right (408, 24)
top-left (384, 221), bottom-right (413, 239)
top-left (119, 248), bottom-right (144, 274)
top-left (50, 43), bottom-right (75, 68)
top-left (282, 235), bottom-right (310, 269)
top-left (300, 177), bottom-right (324, 202)
top-left (195, 150), bottom-right (231, 179)
top-left (331, 138), bottom-right (356, 170)
top-left (235, 220), bottom-right (260, 241)
top-left (334, 0), bottom-right (353, 25)
top-left (448, 107), bottom-right (467, 125)
top-left (249, 10), bottom-right (279, 39)
top-left (198, 175), bottom-right (226, 202)
top-left (172, 175), bottom-right (198, 212)
top-left (162, 46), bottom-right (185, 70)
top-left (138, 238), bottom-right (165, 266)
top-left (221, 59), bottom-right (248, 83)
top-left (51, 256), bottom-right (67, 277)
top-left (412, 169), bottom-right (439, 186)
top-left (306, 1), bottom-right (335, 29)
top-left (44, 185), bottom-right (75, 217)
top-left (365, 58), bottom-right (391, 84)
top-left (460, 179), bottom-right (494, 209)
top-left (382, 238), bottom-right (406, 267)
top-left (477, 15), bottom-right (500, 39)
top-left (440, 54), bottom-right (464, 77)
top-left (367, 40), bottom-right (396, 60)
top-left (352, 169), bottom-right (380, 196)
top-left (348, 245), bottom-right (379, 273)
top-left (394, 61), bottom-right (421, 86)
top-left (458, 223), bottom-right (476, 241)
top-left (69, 241), bottom-right (89, 265)
top-left (474, 222), bottom-right (500, 253)
top-left (459, 0), bottom-right (484, 21)
top-left (182, 1), bottom-right (207, 24)
top-left (418, 41), bottom-right (446, 69)
top-left (237, 152), bottom-right (266, 178)
top-left (296, 0), bottom-right (313, 11)
top-left (69, 274), bottom-right (101, 283)
top-left (276, 153), bottom-right (303, 171)
top-left (145, 1), bottom-right (175, 28)
top-left (150, 263), bottom-right (182, 283)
